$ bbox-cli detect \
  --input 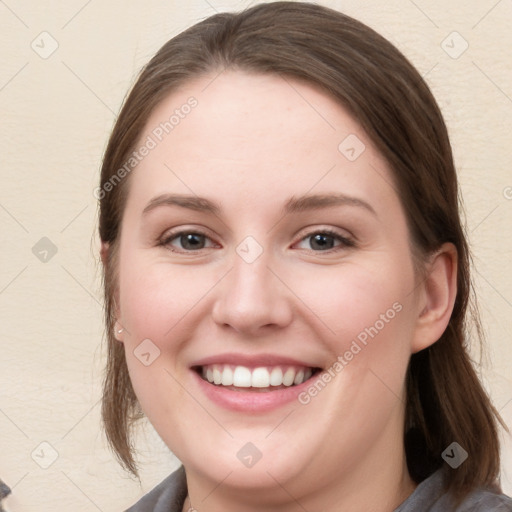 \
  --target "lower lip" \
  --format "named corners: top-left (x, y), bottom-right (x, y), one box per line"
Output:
top-left (191, 369), bottom-right (316, 412)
